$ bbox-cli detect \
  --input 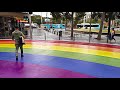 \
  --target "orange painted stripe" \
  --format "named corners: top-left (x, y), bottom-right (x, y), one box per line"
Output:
top-left (1, 40), bottom-right (120, 49)
top-left (1, 41), bottom-right (120, 53)
top-left (33, 42), bottom-right (120, 53)
top-left (0, 41), bottom-right (32, 44)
